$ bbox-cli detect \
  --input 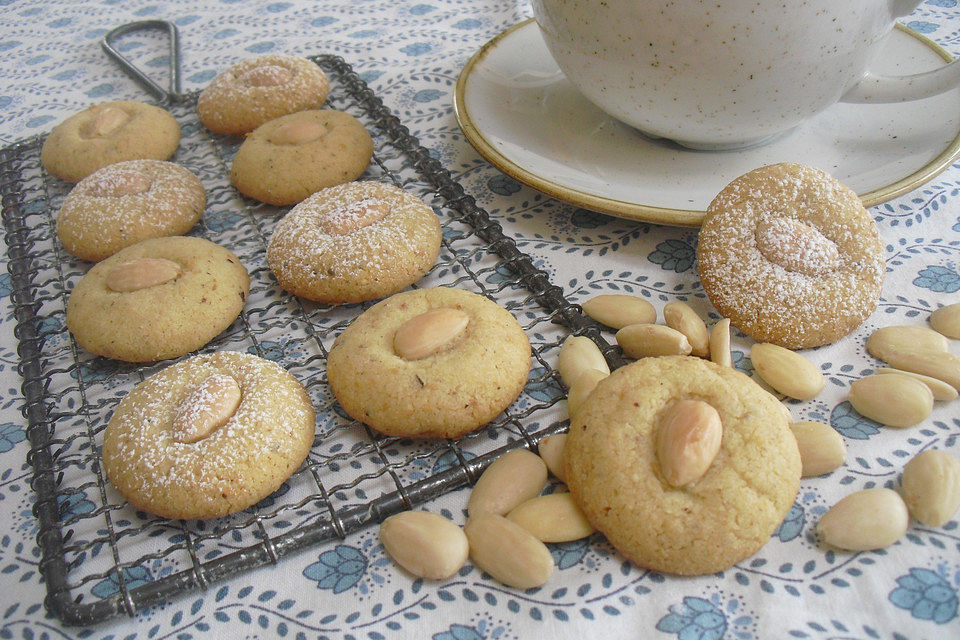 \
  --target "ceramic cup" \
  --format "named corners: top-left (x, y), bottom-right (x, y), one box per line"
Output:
top-left (530, 0), bottom-right (960, 150)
